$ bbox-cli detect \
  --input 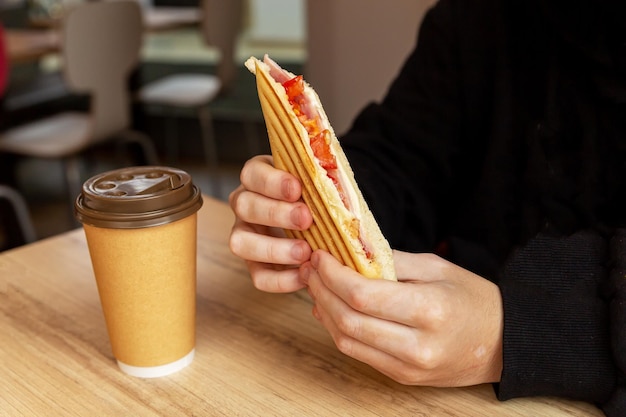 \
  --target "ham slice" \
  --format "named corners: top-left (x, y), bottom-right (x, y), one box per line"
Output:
top-left (246, 55), bottom-right (396, 280)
